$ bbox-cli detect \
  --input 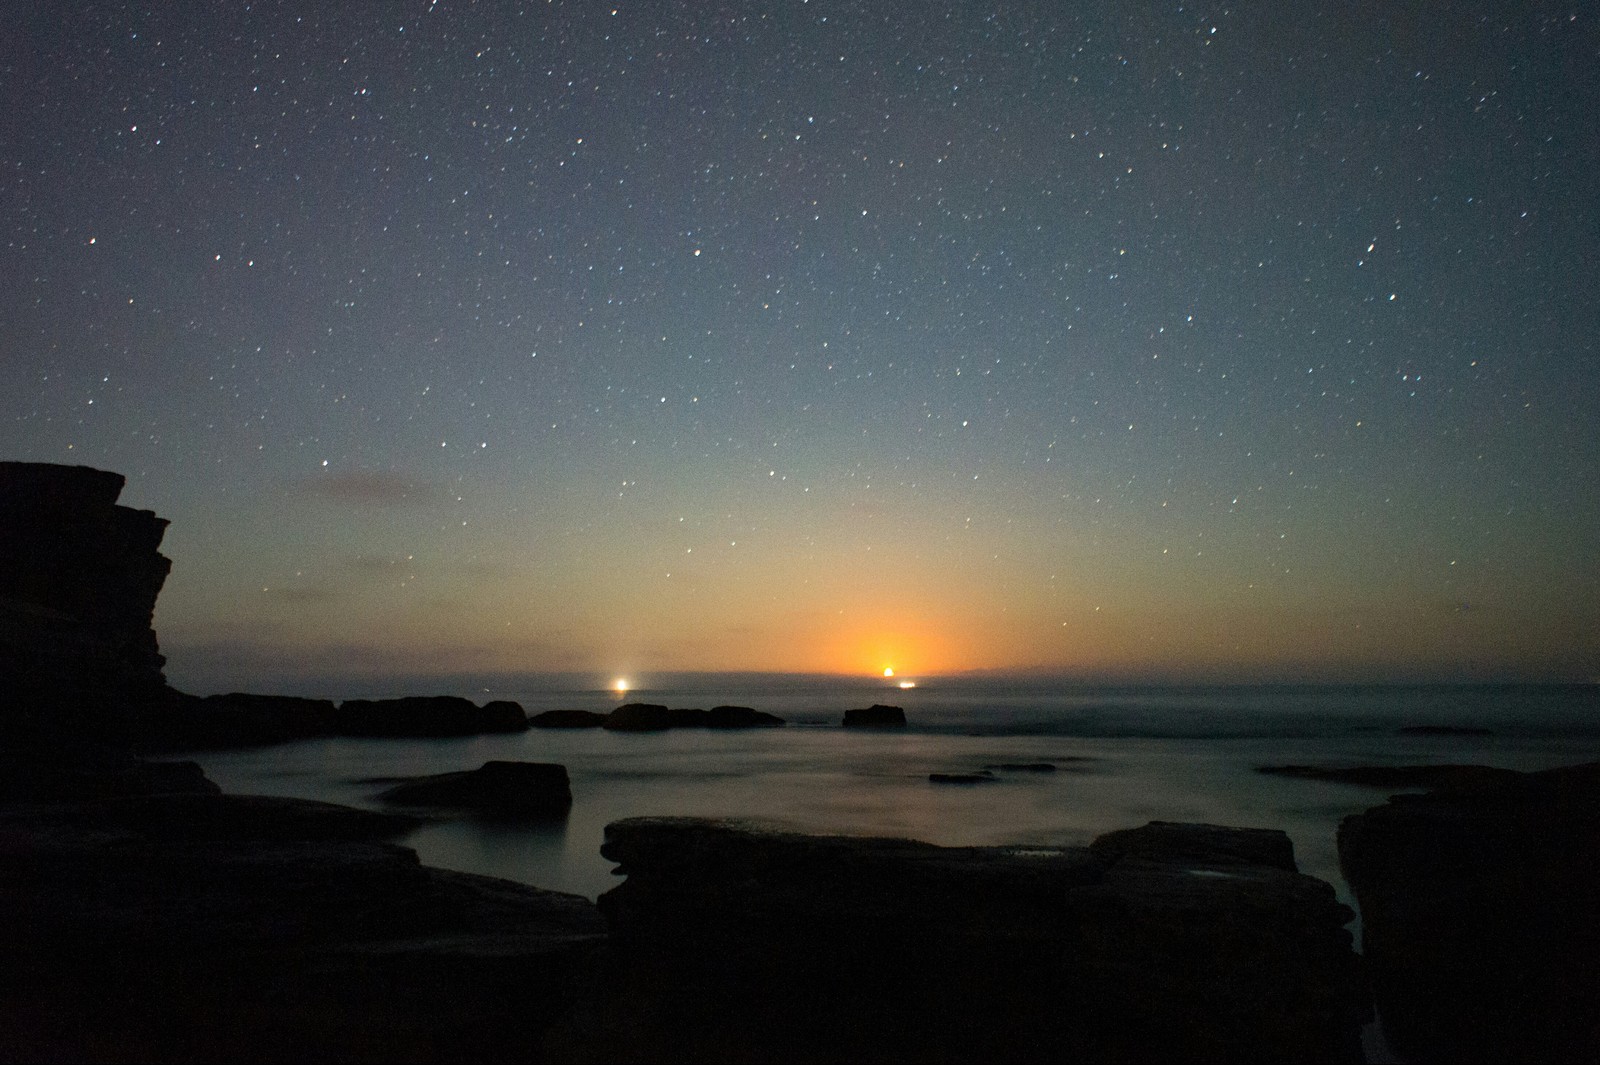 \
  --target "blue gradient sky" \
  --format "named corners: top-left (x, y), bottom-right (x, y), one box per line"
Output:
top-left (4, 3), bottom-right (1597, 691)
